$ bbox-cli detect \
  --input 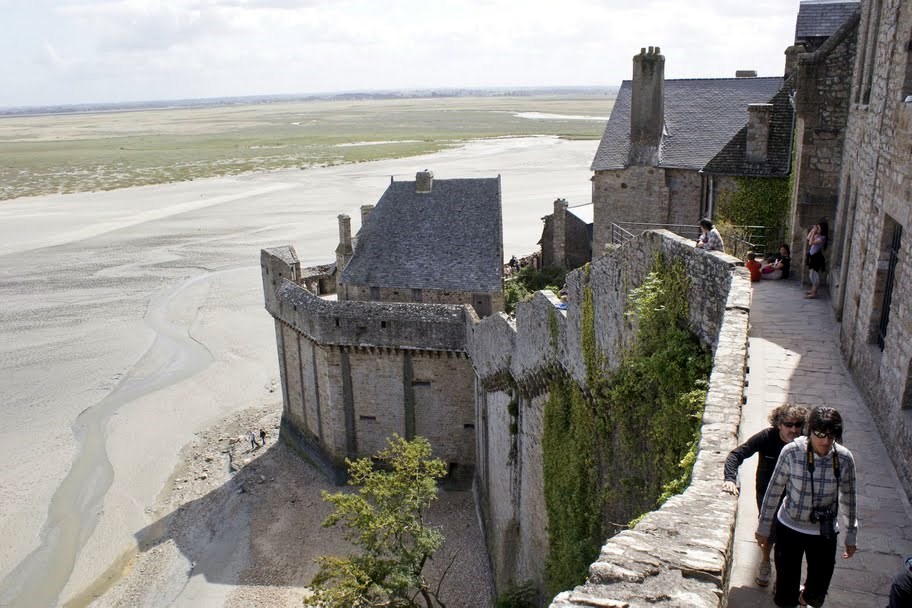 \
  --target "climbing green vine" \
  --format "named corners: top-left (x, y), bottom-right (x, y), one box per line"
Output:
top-left (717, 176), bottom-right (790, 252)
top-left (541, 255), bottom-right (711, 596)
